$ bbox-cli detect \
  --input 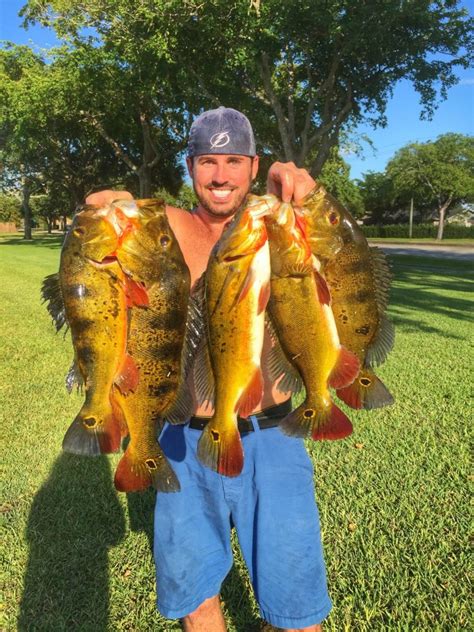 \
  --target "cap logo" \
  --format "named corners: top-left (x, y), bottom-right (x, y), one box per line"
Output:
top-left (210, 131), bottom-right (230, 149)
